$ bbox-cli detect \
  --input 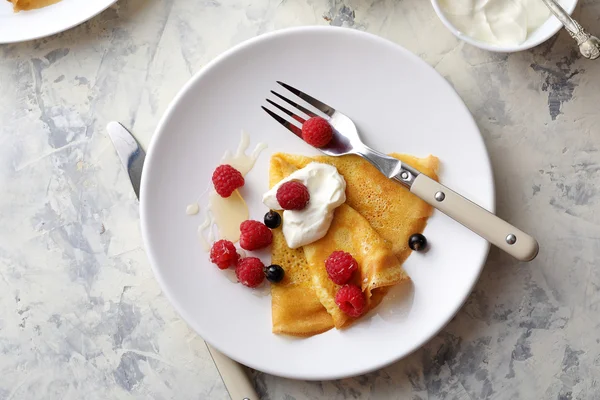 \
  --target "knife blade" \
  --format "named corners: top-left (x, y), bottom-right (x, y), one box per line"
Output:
top-left (106, 121), bottom-right (259, 400)
top-left (106, 121), bottom-right (145, 199)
